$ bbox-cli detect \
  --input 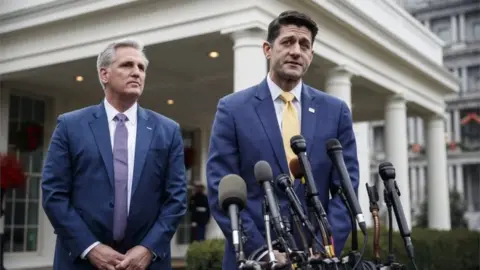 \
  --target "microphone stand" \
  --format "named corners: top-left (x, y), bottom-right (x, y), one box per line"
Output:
top-left (383, 190), bottom-right (404, 270)
top-left (366, 183), bottom-right (381, 265)
top-left (238, 218), bottom-right (267, 270)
